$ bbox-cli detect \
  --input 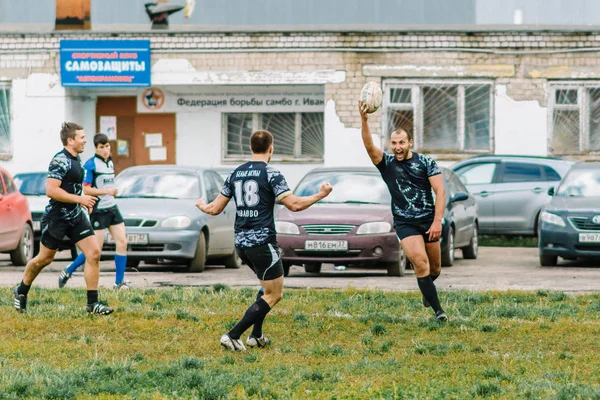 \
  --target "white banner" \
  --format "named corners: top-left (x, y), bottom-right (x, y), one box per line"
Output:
top-left (138, 90), bottom-right (325, 113)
